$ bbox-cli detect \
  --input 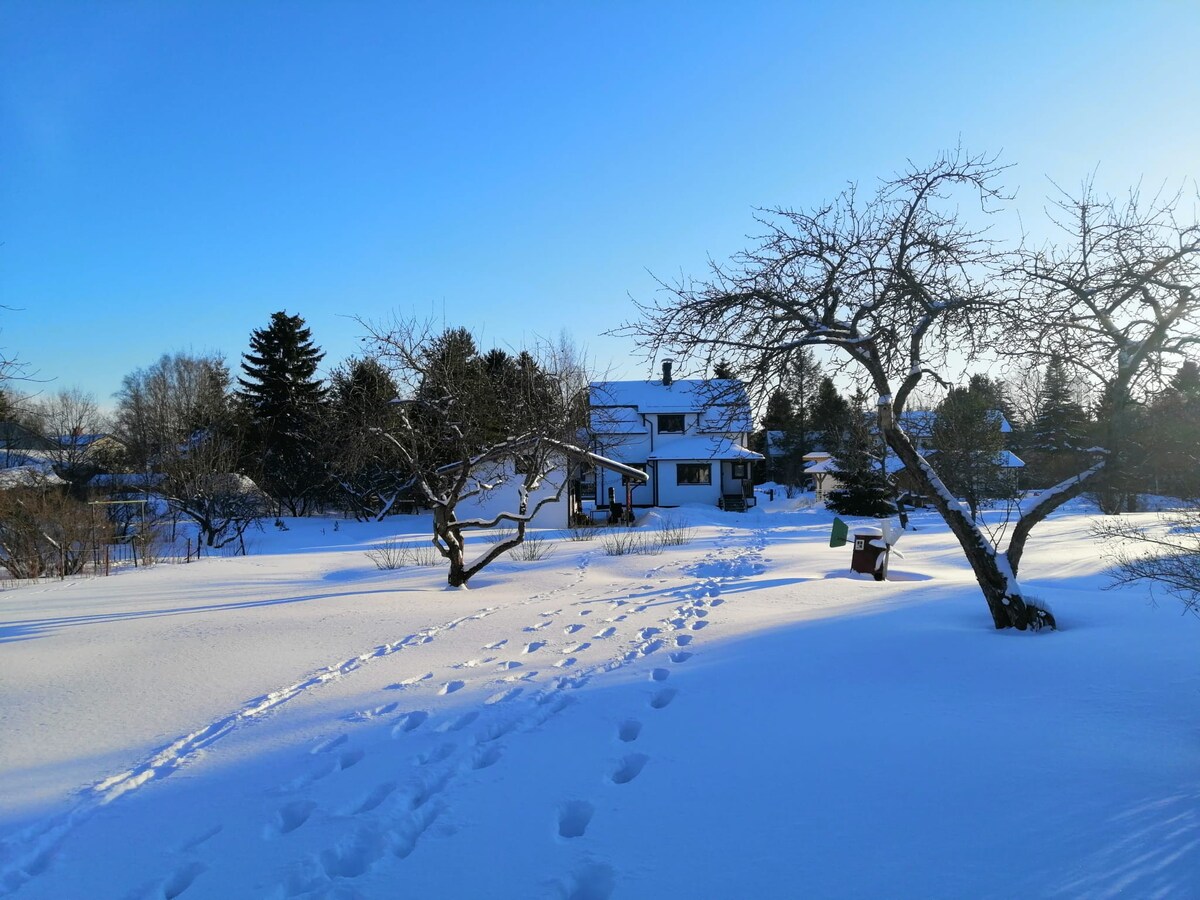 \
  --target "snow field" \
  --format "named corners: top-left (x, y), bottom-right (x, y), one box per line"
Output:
top-left (0, 503), bottom-right (1197, 898)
